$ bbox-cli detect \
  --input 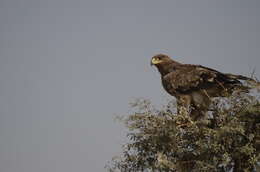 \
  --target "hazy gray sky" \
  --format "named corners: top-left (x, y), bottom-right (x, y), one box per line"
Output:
top-left (0, 0), bottom-right (259, 171)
